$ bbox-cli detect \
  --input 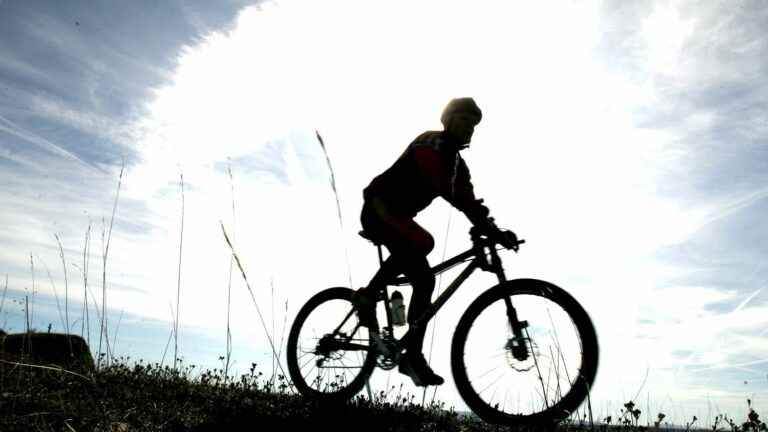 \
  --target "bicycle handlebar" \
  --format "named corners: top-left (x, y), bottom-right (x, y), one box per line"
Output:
top-left (470, 218), bottom-right (525, 252)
